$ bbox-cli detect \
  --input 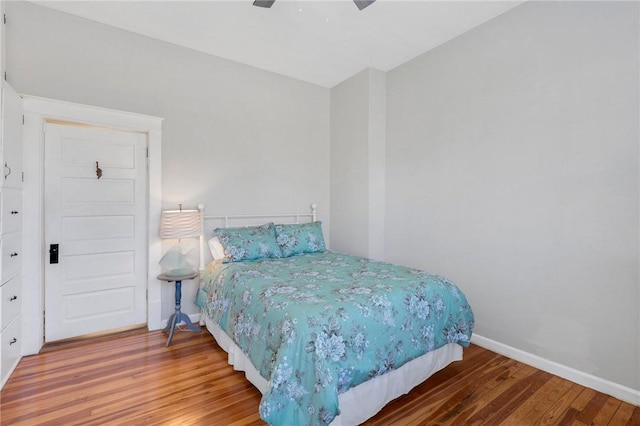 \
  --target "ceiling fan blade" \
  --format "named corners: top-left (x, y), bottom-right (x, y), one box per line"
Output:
top-left (253, 0), bottom-right (275, 8)
top-left (253, 0), bottom-right (374, 11)
top-left (353, 0), bottom-right (376, 10)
